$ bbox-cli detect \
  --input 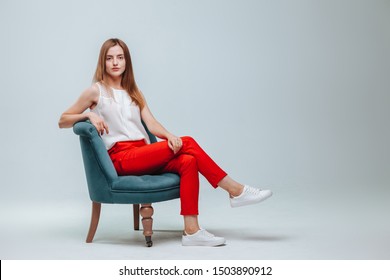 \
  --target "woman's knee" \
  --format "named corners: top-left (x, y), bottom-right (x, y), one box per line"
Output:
top-left (161, 153), bottom-right (198, 175)
top-left (177, 154), bottom-right (197, 172)
top-left (181, 136), bottom-right (197, 148)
